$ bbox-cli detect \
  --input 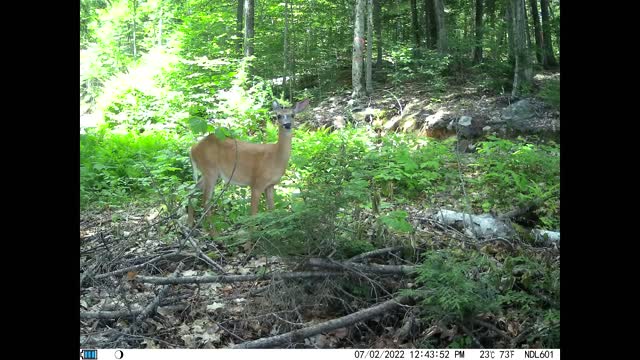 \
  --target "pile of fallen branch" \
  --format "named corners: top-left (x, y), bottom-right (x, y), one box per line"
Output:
top-left (81, 202), bottom-right (558, 349)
